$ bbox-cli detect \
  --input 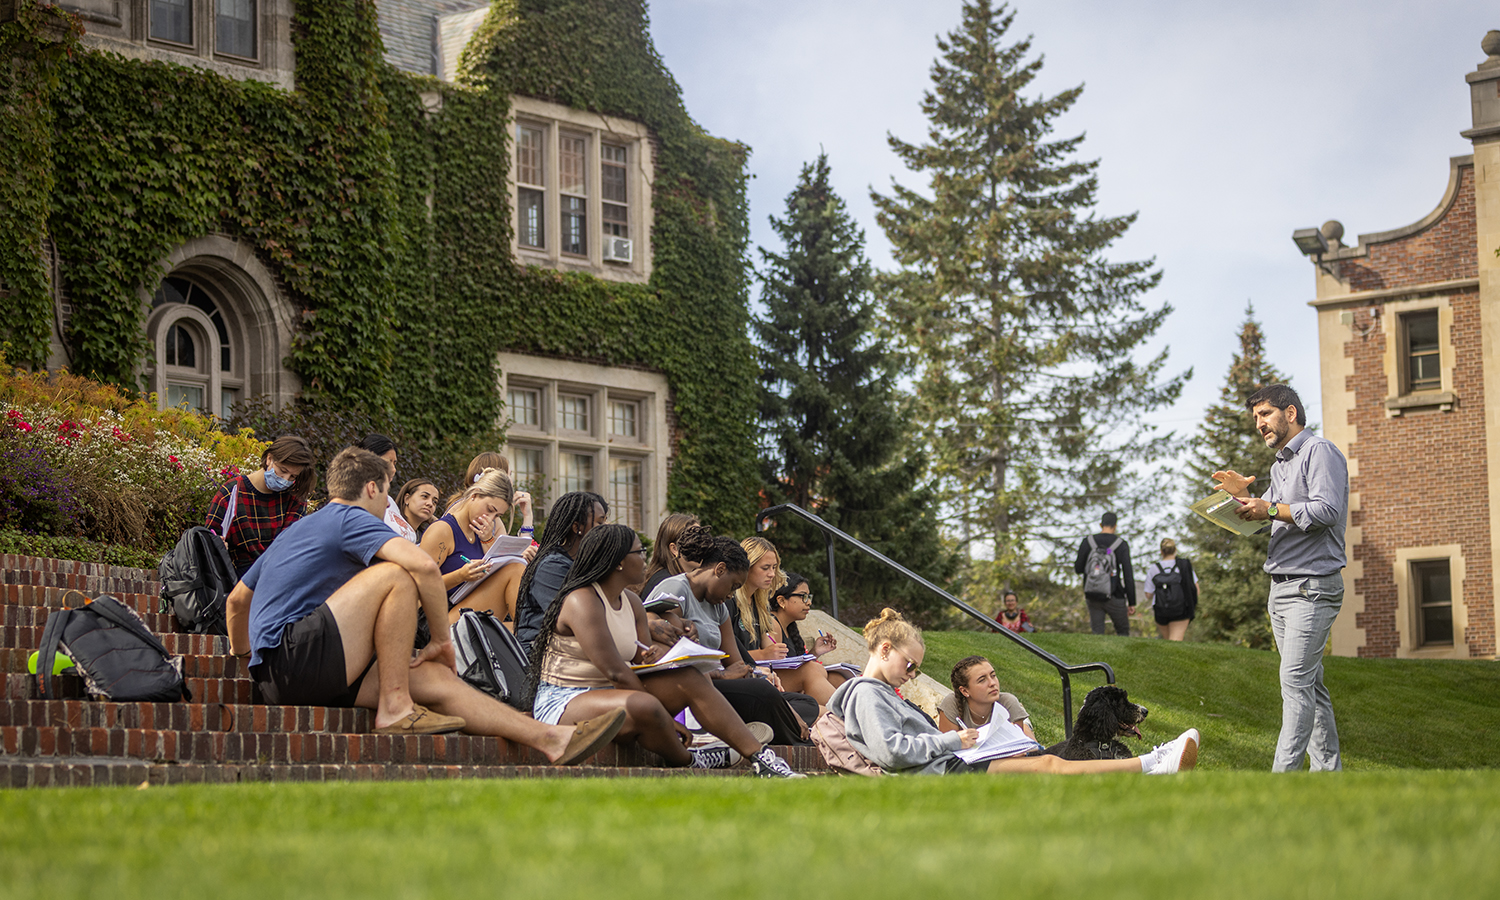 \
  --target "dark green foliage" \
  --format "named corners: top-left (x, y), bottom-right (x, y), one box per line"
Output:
top-left (0, 527), bottom-right (160, 569)
top-left (755, 153), bottom-right (952, 625)
top-left (9, 0), bottom-right (758, 531)
top-left (1182, 305), bottom-right (1288, 648)
top-left (872, 0), bottom-right (1187, 609)
top-left (0, 3), bottom-right (80, 369)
